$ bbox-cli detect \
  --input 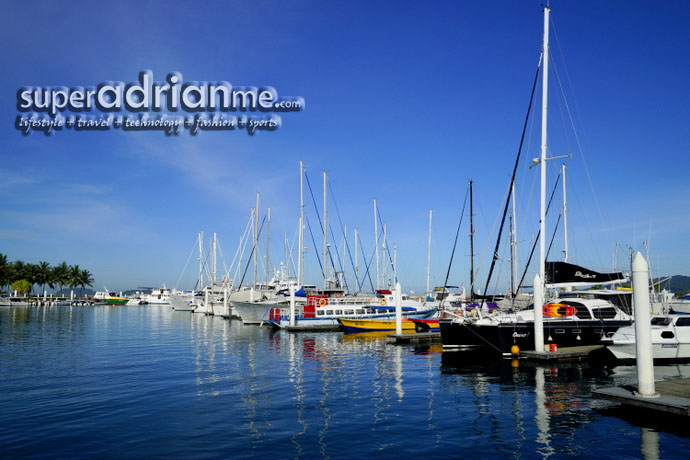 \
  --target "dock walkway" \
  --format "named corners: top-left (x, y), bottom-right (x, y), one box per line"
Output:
top-left (519, 345), bottom-right (604, 362)
top-left (593, 379), bottom-right (690, 416)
